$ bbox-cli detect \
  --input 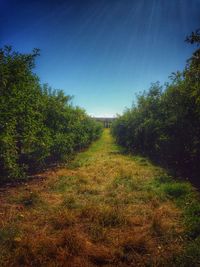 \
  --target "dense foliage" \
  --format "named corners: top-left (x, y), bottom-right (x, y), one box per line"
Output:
top-left (112, 30), bottom-right (200, 185)
top-left (0, 46), bottom-right (102, 183)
